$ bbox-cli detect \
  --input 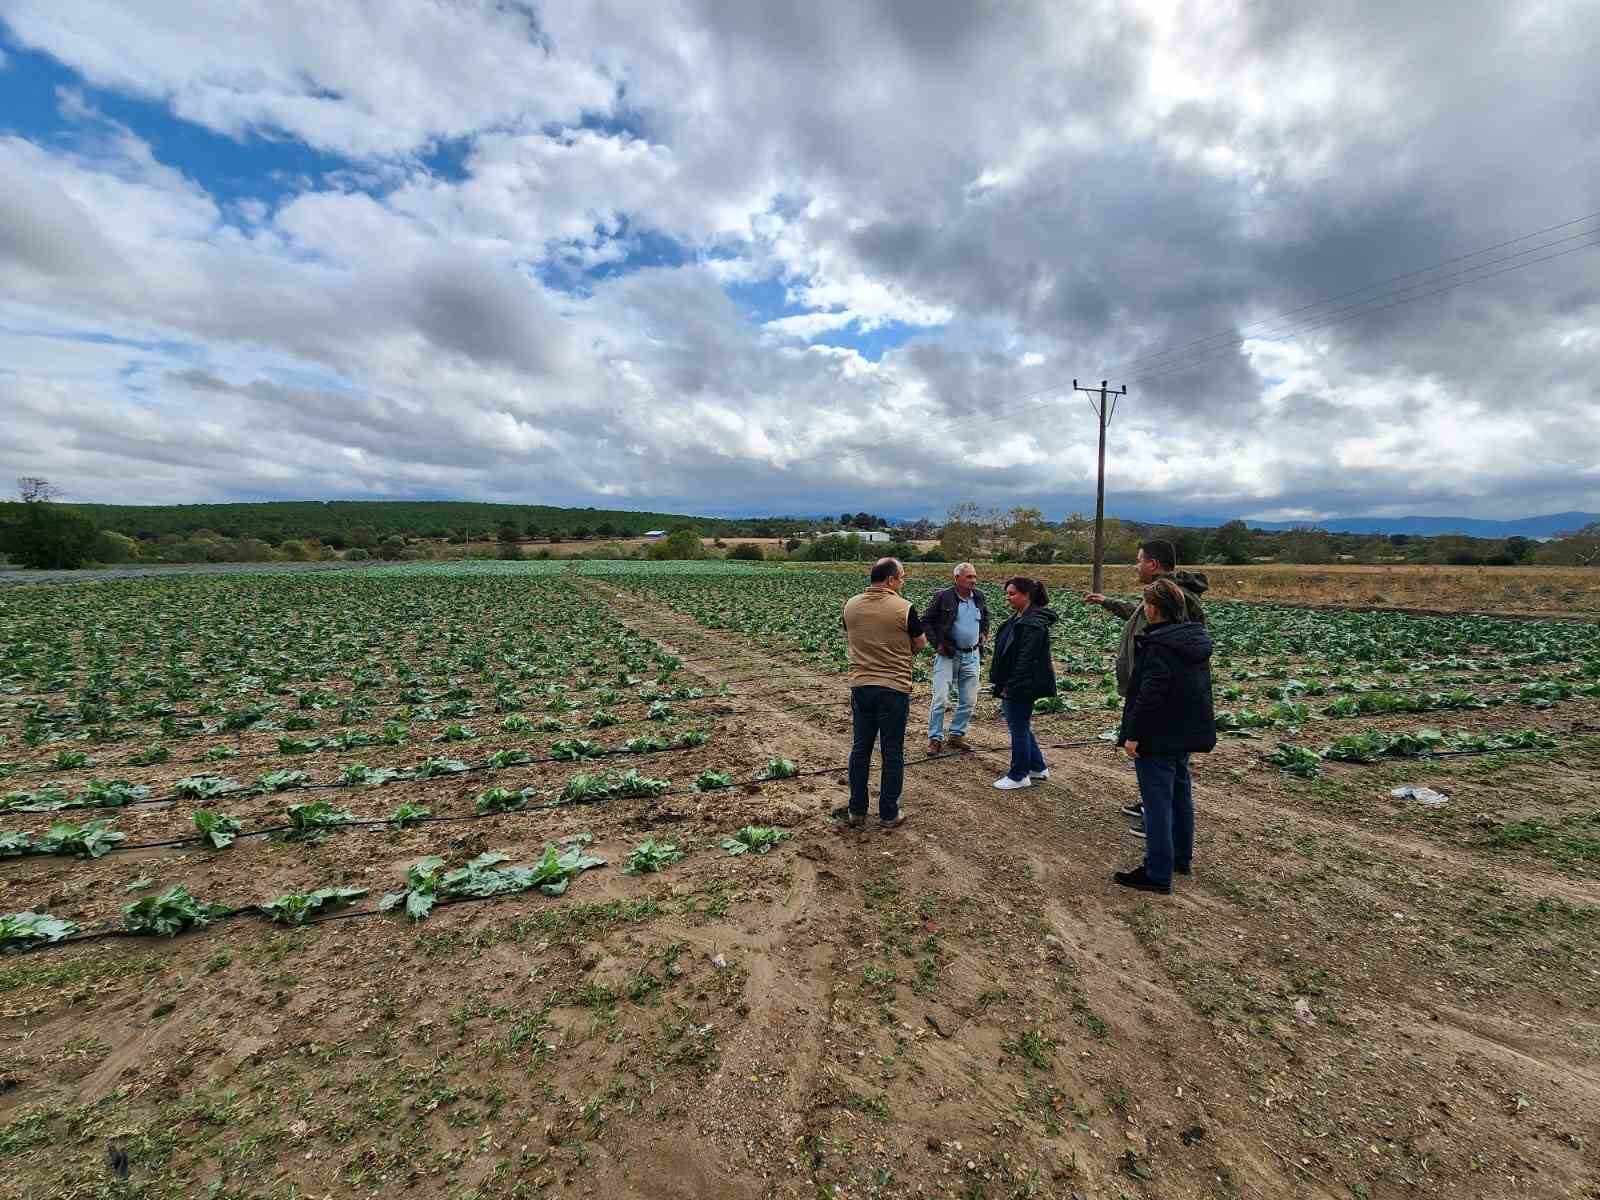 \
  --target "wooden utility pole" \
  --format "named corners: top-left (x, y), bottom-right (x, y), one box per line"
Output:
top-left (1073, 379), bottom-right (1126, 594)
